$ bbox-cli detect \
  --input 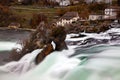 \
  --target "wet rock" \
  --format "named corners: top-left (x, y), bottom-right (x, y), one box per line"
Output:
top-left (51, 26), bottom-right (68, 51)
top-left (35, 44), bottom-right (54, 64)
top-left (101, 39), bottom-right (109, 44)
top-left (81, 38), bottom-right (97, 45)
top-left (10, 22), bottom-right (68, 62)
top-left (81, 38), bottom-right (109, 46)
top-left (66, 41), bottom-right (82, 45)
top-left (9, 49), bottom-right (22, 61)
top-left (9, 22), bottom-right (50, 61)
top-left (35, 26), bottom-right (68, 64)
top-left (85, 24), bottom-right (110, 33)
top-left (111, 35), bottom-right (120, 41)
top-left (110, 23), bottom-right (120, 28)
top-left (65, 22), bottom-right (110, 34)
